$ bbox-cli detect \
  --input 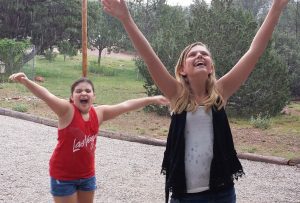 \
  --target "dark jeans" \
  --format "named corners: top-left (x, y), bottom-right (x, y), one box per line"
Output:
top-left (170, 186), bottom-right (236, 203)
